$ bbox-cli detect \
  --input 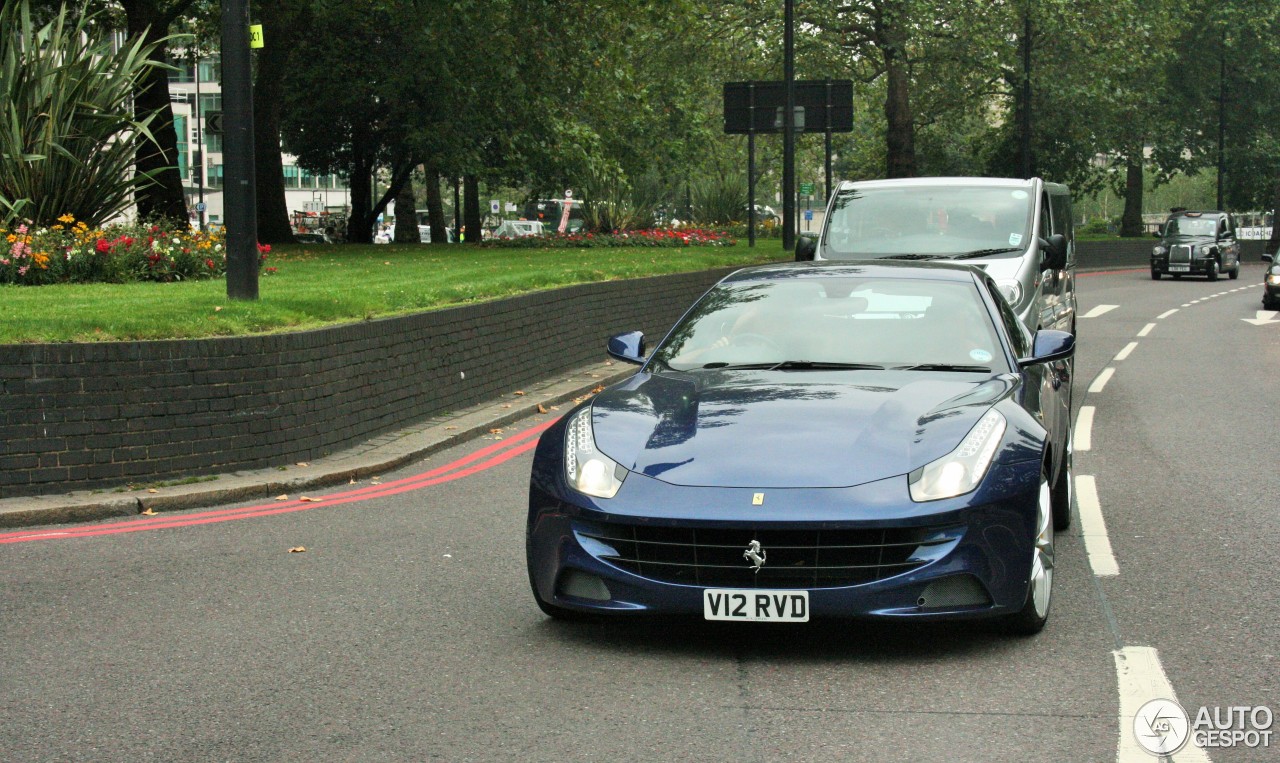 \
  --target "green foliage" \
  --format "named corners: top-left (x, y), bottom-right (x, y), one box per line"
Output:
top-left (0, 1), bottom-right (169, 227)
